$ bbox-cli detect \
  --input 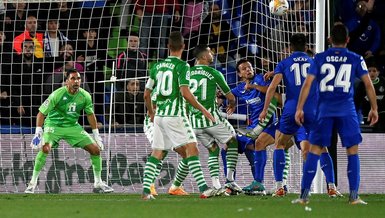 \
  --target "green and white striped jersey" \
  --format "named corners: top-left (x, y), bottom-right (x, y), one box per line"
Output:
top-left (189, 65), bottom-right (231, 128)
top-left (145, 56), bottom-right (190, 117)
